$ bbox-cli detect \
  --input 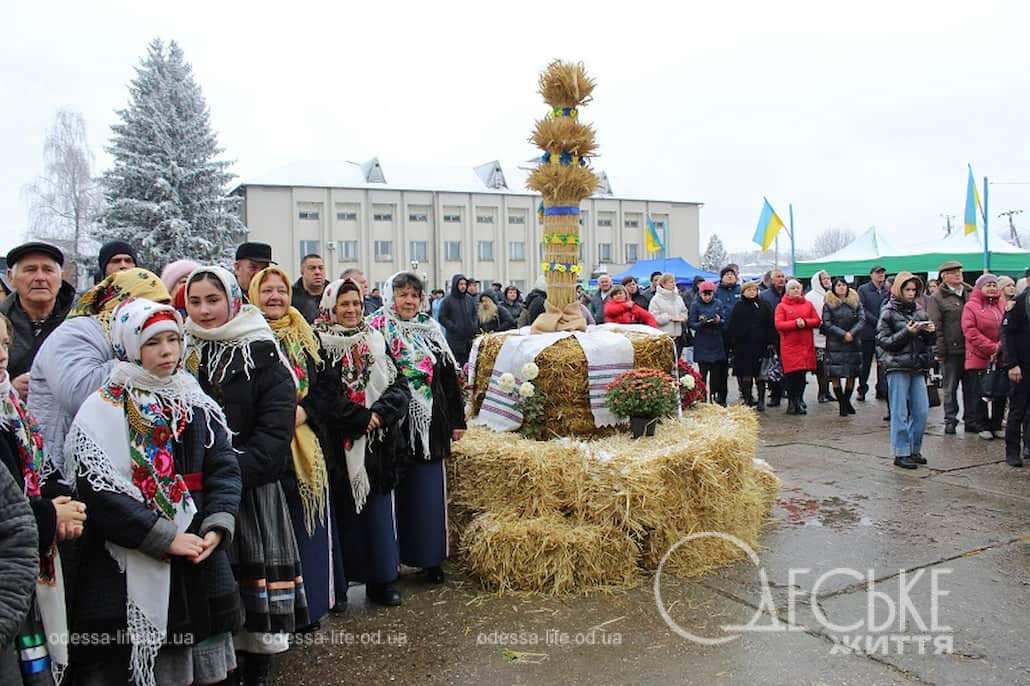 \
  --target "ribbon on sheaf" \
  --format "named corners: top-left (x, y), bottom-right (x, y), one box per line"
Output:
top-left (531, 300), bottom-right (587, 334)
top-left (543, 206), bottom-right (580, 216)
